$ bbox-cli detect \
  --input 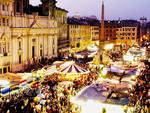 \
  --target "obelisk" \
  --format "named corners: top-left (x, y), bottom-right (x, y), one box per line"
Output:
top-left (100, 0), bottom-right (105, 41)
top-left (99, 0), bottom-right (105, 63)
